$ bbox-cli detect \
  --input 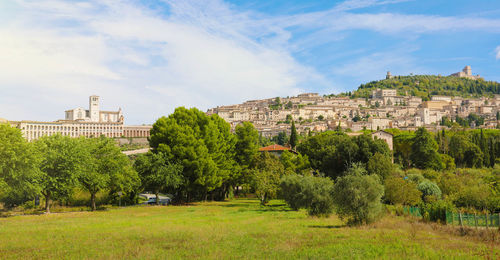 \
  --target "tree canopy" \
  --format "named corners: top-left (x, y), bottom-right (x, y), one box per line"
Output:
top-left (149, 107), bottom-right (236, 201)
